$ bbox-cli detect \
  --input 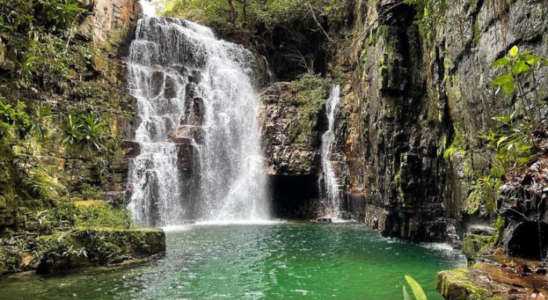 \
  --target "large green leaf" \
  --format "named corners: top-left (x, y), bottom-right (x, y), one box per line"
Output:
top-left (513, 60), bottom-right (529, 74)
top-left (492, 74), bottom-right (513, 85)
top-left (502, 82), bottom-right (515, 95)
top-left (405, 275), bottom-right (427, 300)
top-left (491, 57), bottom-right (510, 68)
